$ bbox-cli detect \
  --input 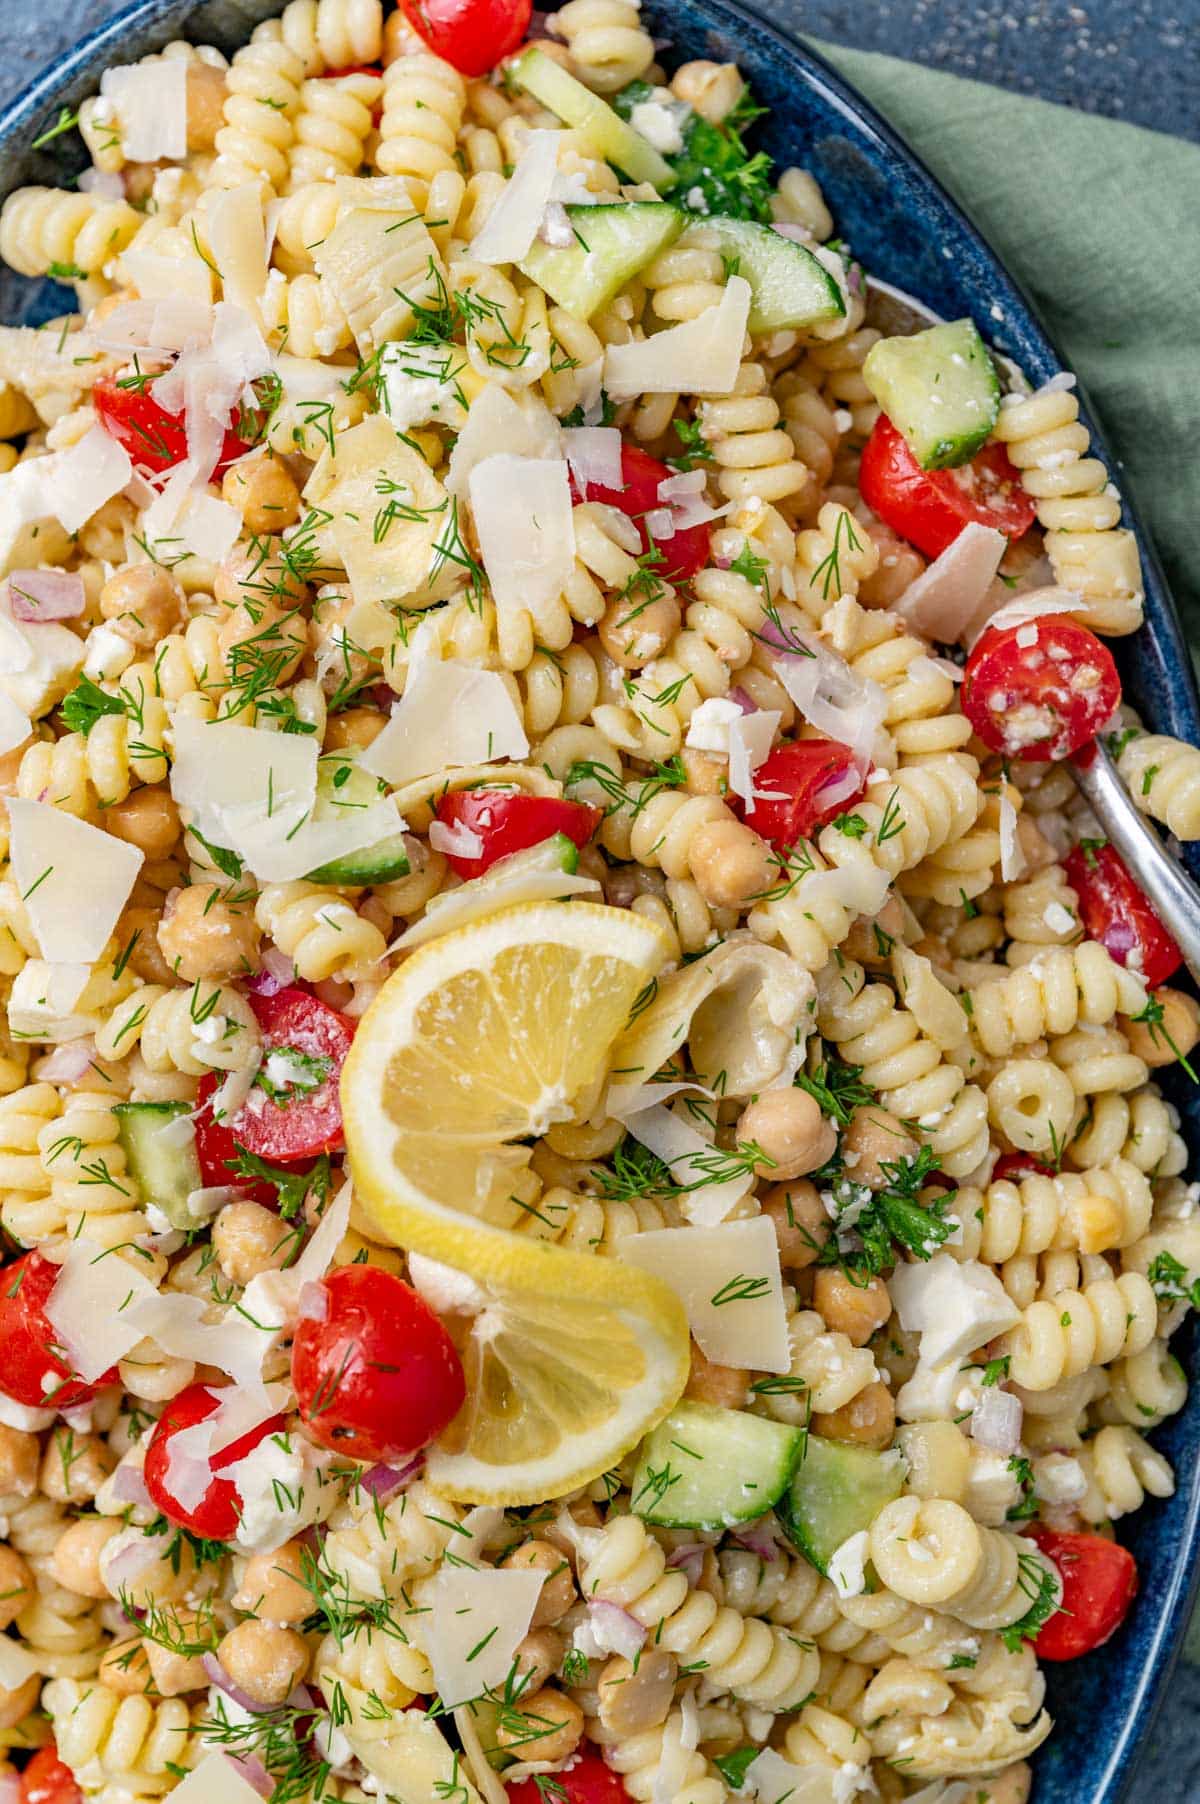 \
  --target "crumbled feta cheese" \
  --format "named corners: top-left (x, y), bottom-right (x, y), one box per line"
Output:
top-left (684, 695), bottom-right (743, 755)
top-left (828, 1529), bottom-right (870, 1599)
top-left (1033, 1452), bottom-right (1088, 1507)
top-left (629, 96), bottom-right (687, 155)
